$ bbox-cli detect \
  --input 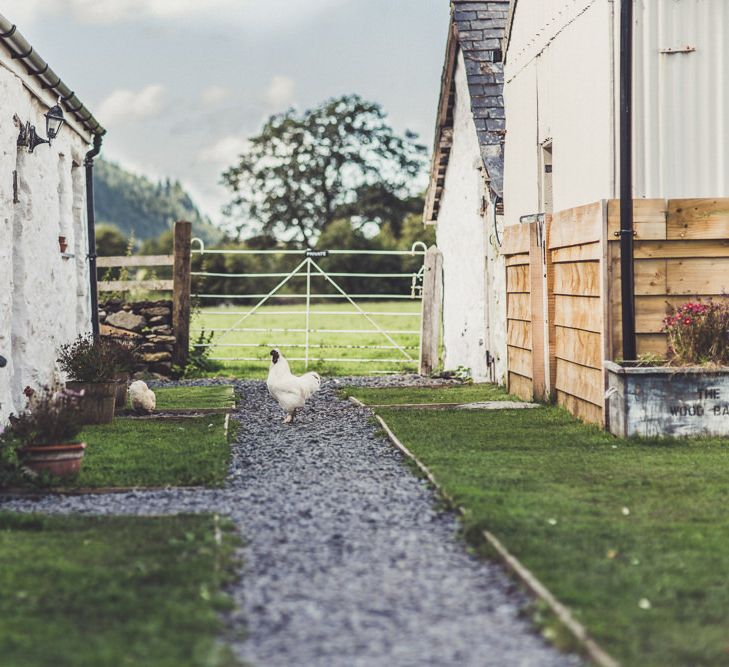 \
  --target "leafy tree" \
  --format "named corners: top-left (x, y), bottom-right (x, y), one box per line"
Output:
top-left (95, 224), bottom-right (129, 256)
top-left (221, 95), bottom-right (427, 247)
